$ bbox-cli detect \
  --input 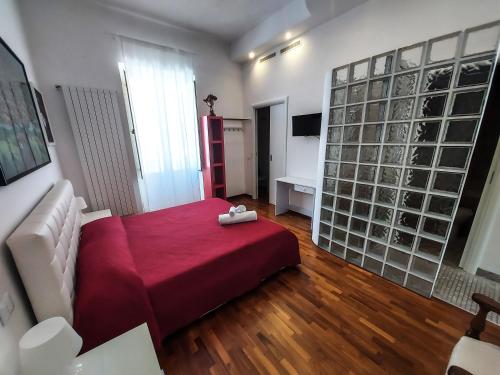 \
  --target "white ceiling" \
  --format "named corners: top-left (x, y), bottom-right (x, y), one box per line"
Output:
top-left (97, 0), bottom-right (293, 41)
